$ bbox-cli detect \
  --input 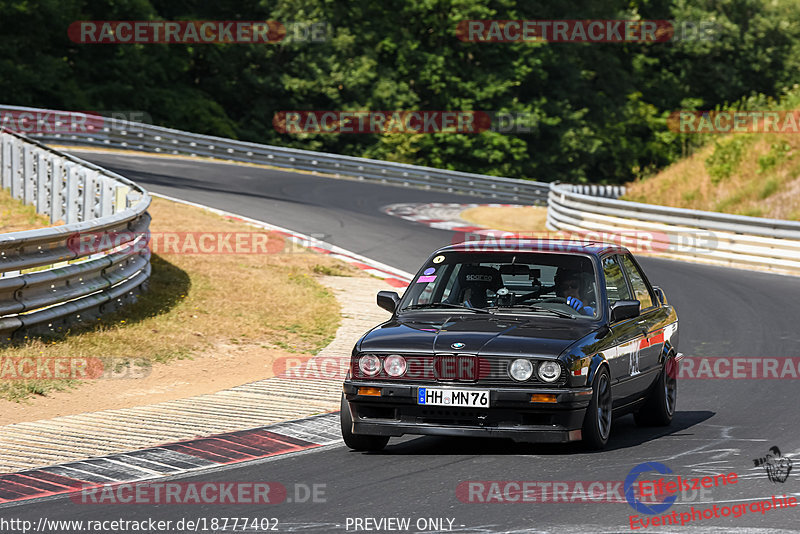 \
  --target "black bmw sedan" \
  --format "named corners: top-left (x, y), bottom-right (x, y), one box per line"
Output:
top-left (341, 239), bottom-right (681, 450)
